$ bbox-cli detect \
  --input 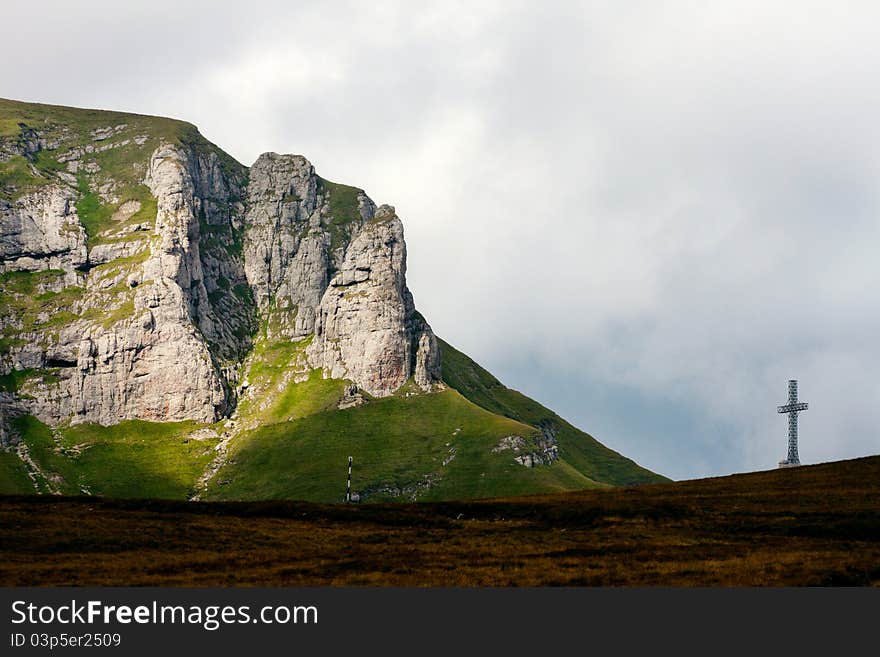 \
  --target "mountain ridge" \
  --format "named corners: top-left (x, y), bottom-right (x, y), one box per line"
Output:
top-left (0, 97), bottom-right (666, 501)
